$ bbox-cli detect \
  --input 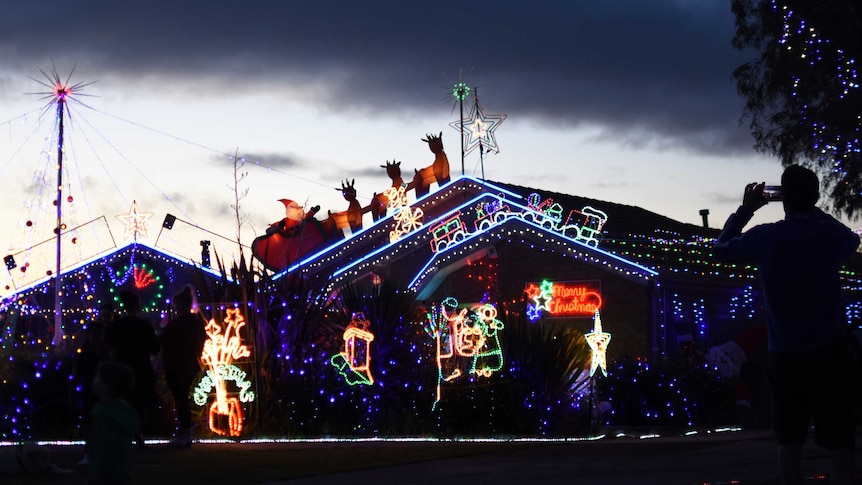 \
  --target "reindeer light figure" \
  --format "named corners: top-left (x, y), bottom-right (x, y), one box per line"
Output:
top-left (411, 133), bottom-right (450, 197)
top-left (324, 179), bottom-right (364, 237)
top-left (371, 160), bottom-right (404, 221)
